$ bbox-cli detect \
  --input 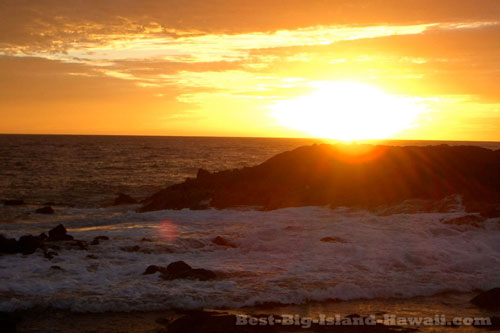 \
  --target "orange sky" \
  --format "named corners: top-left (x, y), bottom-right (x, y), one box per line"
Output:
top-left (1, 0), bottom-right (499, 141)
